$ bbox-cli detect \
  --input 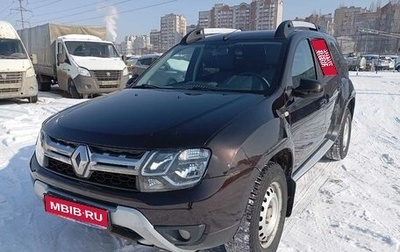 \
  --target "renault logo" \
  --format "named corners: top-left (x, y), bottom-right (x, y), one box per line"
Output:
top-left (71, 145), bottom-right (91, 178)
